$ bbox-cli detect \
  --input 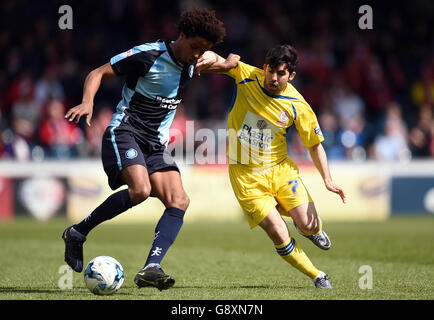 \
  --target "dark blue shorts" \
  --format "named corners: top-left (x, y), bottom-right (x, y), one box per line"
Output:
top-left (101, 126), bottom-right (179, 190)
